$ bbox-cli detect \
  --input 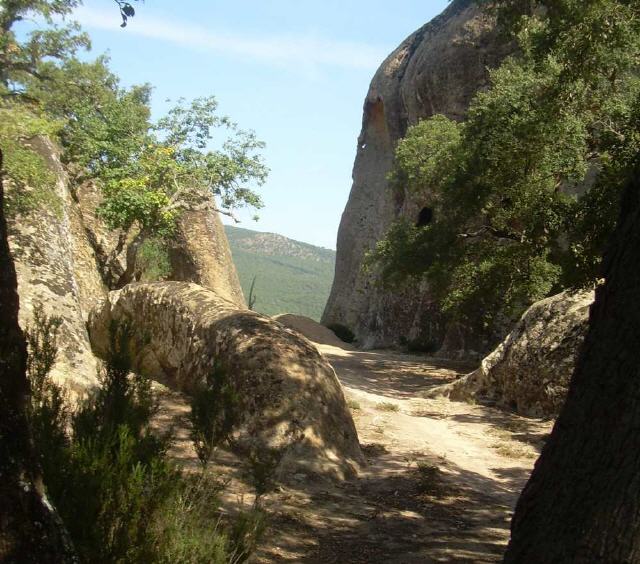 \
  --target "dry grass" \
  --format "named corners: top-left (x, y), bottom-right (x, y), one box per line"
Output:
top-left (346, 398), bottom-right (361, 411)
top-left (375, 401), bottom-right (400, 412)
